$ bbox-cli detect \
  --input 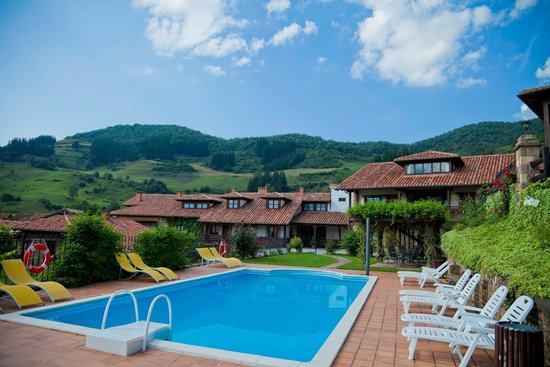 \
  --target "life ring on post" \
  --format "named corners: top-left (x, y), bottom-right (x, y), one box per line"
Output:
top-left (218, 240), bottom-right (227, 257)
top-left (23, 241), bottom-right (51, 274)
